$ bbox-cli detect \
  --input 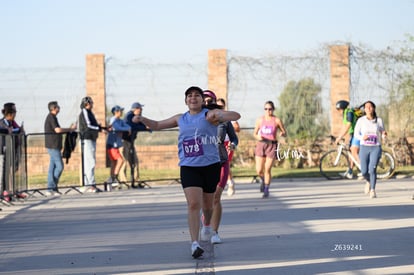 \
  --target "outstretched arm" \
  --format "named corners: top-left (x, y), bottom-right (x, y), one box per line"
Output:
top-left (137, 114), bottom-right (181, 131)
